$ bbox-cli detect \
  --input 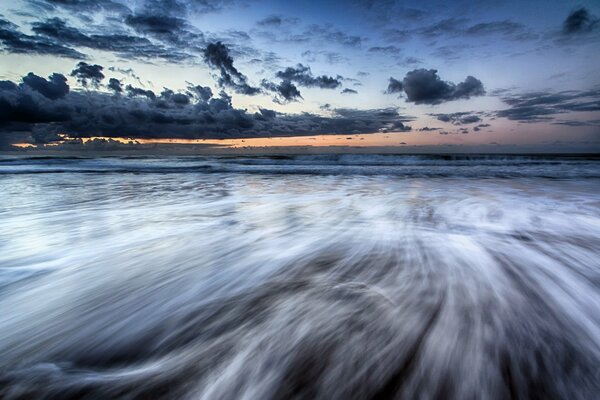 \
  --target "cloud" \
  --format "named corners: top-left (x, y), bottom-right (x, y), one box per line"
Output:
top-left (261, 79), bottom-right (302, 103)
top-left (388, 69), bottom-right (485, 105)
top-left (28, 0), bottom-right (130, 15)
top-left (21, 72), bottom-right (69, 100)
top-left (385, 77), bottom-right (403, 94)
top-left (341, 88), bottom-right (358, 95)
top-left (187, 85), bottom-right (213, 102)
top-left (496, 89), bottom-right (600, 122)
top-left (0, 70), bottom-right (414, 147)
top-left (276, 64), bottom-right (342, 89)
top-left (381, 17), bottom-right (535, 46)
top-left (31, 17), bottom-right (194, 62)
top-left (465, 20), bottom-right (532, 38)
top-left (108, 78), bottom-right (123, 93)
top-left (203, 41), bottom-right (260, 95)
top-left (0, 17), bottom-right (84, 58)
top-left (563, 8), bottom-right (598, 35)
top-left (368, 46), bottom-right (401, 54)
top-left (126, 84), bottom-right (156, 100)
top-left (433, 112), bottom-right (482, 124)
top-left (256, 15), bottom-right (298, 27)
top-left (71, 61), bottom-right (105, 87)
top-left (254, 23), bottom-right (365, 48)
